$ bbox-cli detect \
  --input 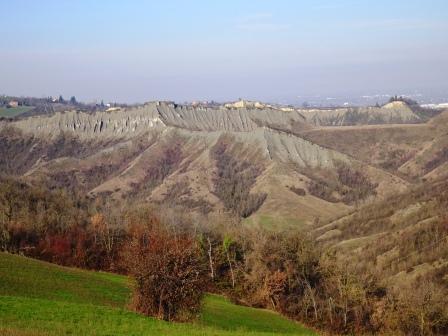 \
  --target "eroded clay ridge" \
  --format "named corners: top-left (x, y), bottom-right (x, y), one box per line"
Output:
top-left (157, 104), bottom-right (307, 131)
top-left (299, 101), bottom-right (421, 126)
top-left (5, 102), bottom-right (307, 139)
top-left (1, 100), bottom-right (421, 140)
top-left (7, 103), bottom-right (164, 139)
